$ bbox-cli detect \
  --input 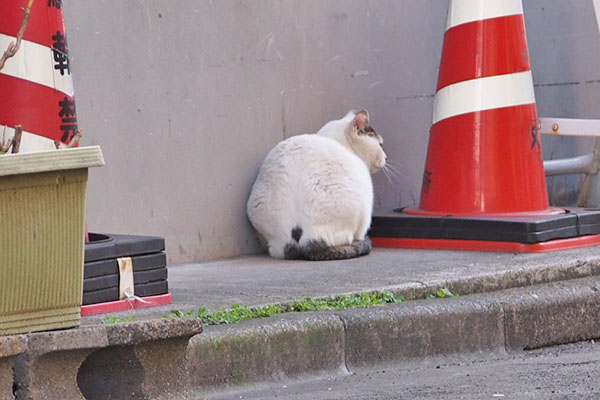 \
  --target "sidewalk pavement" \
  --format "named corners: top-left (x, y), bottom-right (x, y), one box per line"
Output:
top-left (83, 246), bottom-right (600, 323)
top-left (75, 245), bottom-right (600, 397)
